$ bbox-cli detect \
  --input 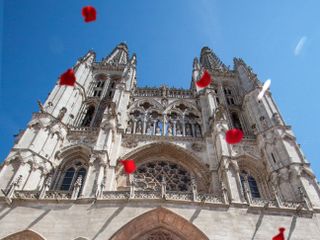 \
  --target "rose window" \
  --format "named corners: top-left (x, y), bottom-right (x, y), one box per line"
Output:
top-left (134, 161), bottom-right (192, 192)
